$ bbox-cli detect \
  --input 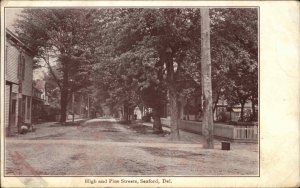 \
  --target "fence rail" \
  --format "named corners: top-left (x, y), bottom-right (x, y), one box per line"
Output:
top-left (233, 126), bottom-right (258, 140)
top-left (160, 118), bottom-right (258, 142)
